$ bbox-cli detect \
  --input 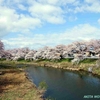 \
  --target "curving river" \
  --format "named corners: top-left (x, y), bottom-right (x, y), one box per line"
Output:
top-left (26, 66), bottom-right (100, 100)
